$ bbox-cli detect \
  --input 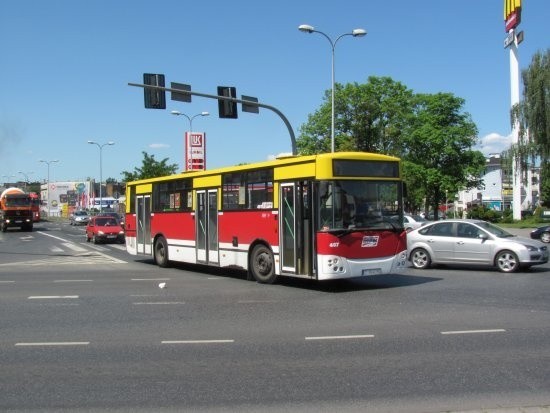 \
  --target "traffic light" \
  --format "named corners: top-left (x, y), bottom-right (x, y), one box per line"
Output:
top-left (217, 86), bottom-right (238, 119)
top-left (143, 73), bottom-right (166, 109)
